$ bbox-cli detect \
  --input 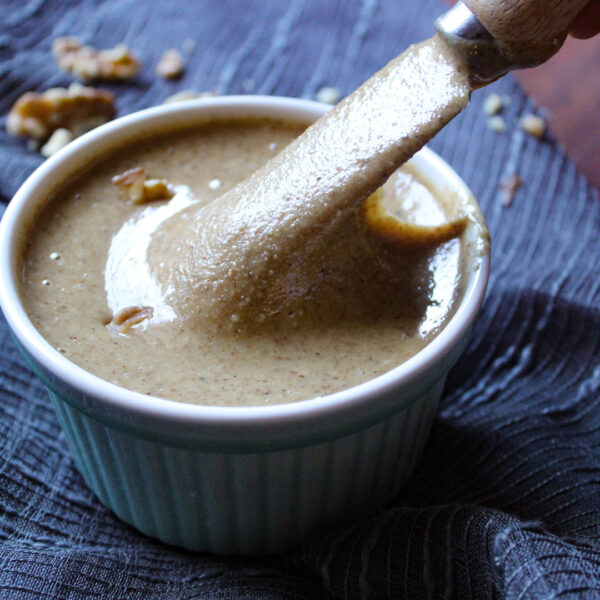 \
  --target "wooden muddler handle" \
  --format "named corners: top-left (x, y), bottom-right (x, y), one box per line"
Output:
top-left (463, 0), bottom-right (590, 64)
